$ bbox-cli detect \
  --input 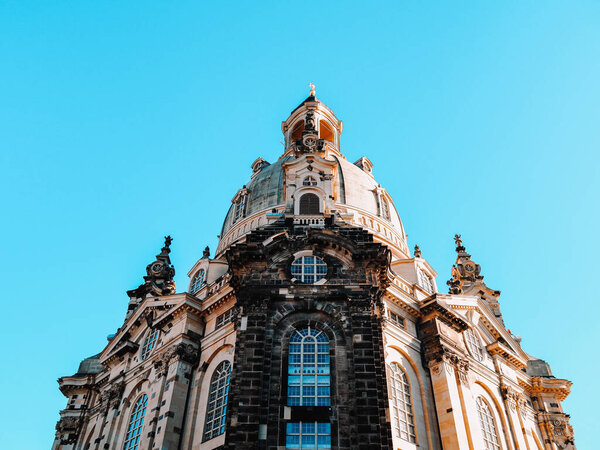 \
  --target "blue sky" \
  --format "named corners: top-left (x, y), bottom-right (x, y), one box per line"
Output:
top-left (1, 1), bottom-right (598, 448)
